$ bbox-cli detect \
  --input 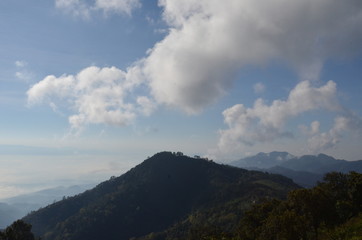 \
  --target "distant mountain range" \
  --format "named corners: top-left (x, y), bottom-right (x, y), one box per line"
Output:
top-left (0, 184), bottom-right (94, 229)
top-left (230, 152), bottom-right (362, 187)
top-left (23, 152), bottom-right (299, 240)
